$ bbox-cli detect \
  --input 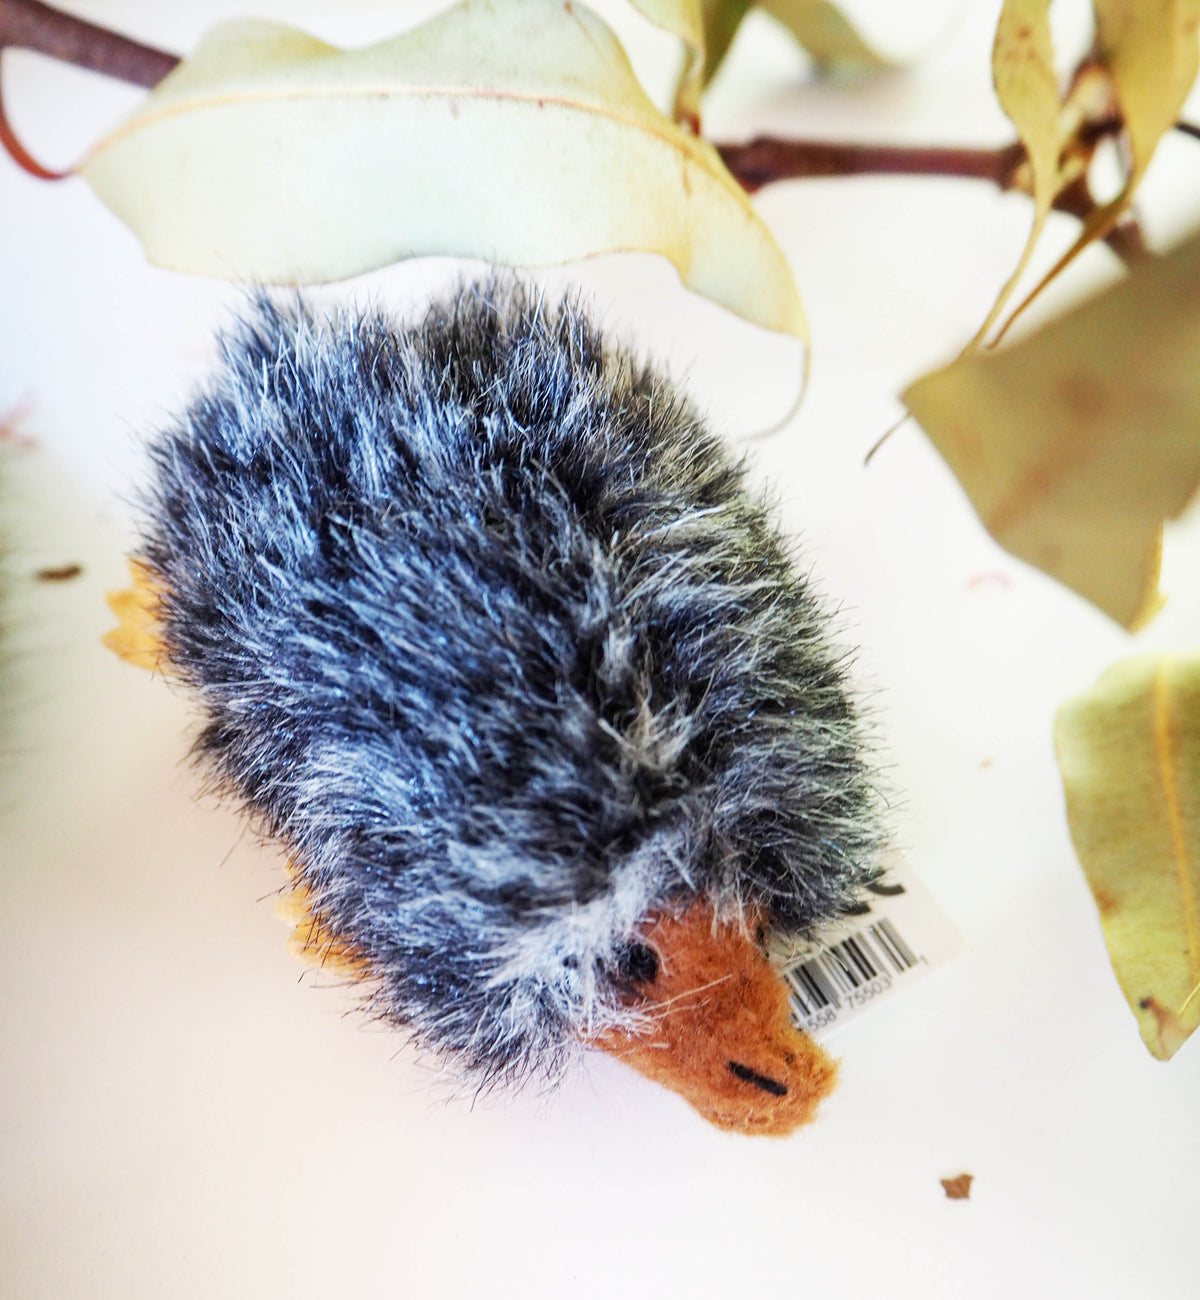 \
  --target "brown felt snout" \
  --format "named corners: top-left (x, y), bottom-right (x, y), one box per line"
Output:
top-left (592, 903), bottom-right (837, 1136)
